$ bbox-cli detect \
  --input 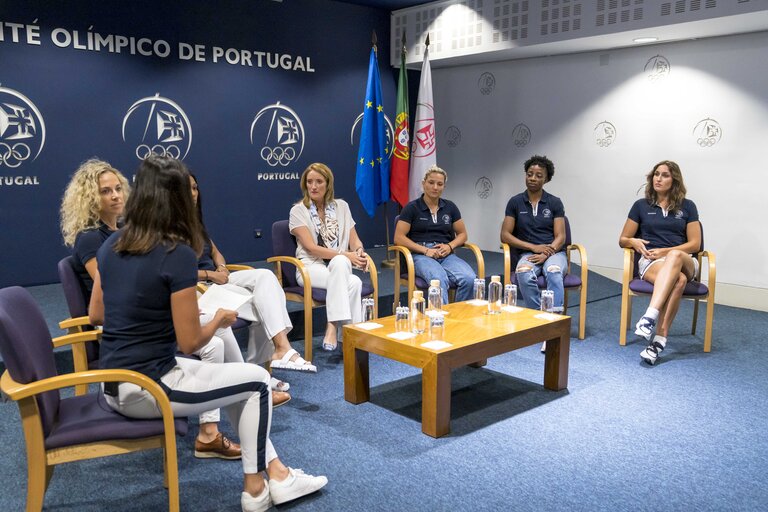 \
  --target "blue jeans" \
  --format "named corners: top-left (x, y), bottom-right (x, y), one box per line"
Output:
top-left (515, 251), bottom-right (567, 312)
top-left (412, 243), bottom-right (477, 303)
